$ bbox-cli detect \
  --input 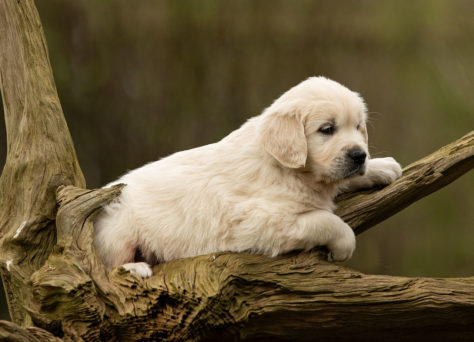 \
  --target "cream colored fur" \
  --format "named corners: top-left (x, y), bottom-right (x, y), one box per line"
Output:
top-left (94, 76), bottom-right (402, 278)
